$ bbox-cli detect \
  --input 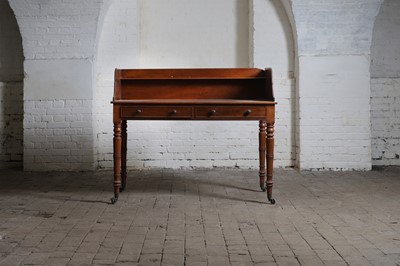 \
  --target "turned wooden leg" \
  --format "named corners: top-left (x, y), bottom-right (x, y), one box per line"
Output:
top-left (259, 120), bottom-right (266, 192)
top-left (121, 120), bottom-right (127, 192)
top-left (266, 122), bottom-right (275, 204)
top-left (111, 121), bottom-right (122, 204)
